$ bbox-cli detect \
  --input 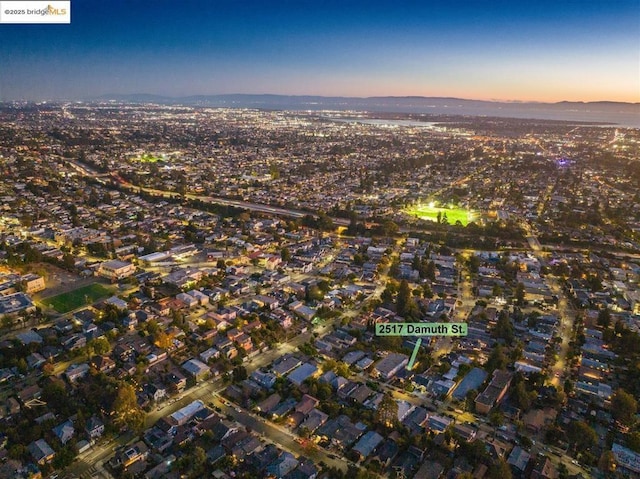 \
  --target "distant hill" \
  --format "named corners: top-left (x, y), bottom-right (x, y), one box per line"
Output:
top-left (95, 94), bottom-right (640, 126)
